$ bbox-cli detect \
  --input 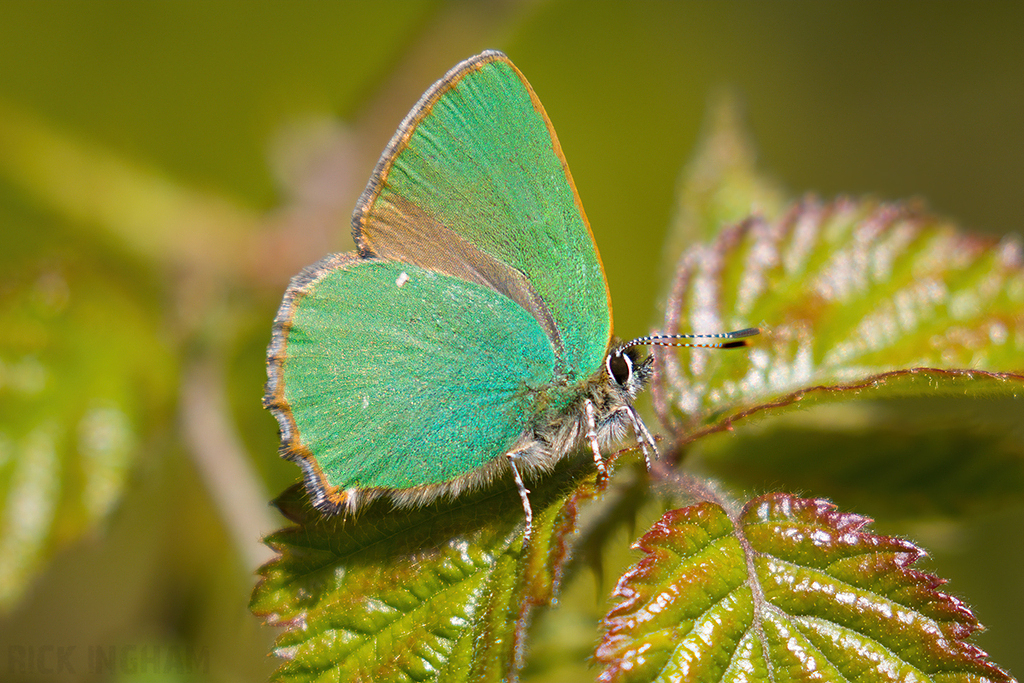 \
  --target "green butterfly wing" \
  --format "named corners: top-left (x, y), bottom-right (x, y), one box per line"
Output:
top-left (267, 52), bottom-right (612, 506)
top-left (267, 256), bottom-right (569, 502)
top-left (354, 51), bottom-right (611, 381)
